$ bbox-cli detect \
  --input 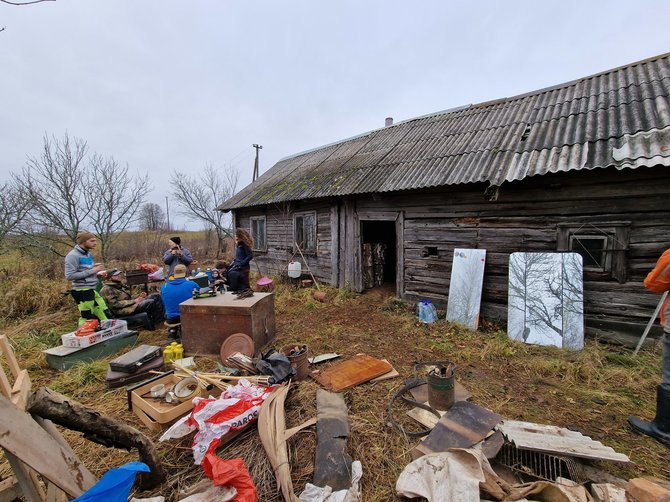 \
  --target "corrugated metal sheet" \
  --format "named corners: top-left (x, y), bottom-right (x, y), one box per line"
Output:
top-left (497, 420), bottom-right (630, 463)
top-left (220, 53), bottom-right (670, 210)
